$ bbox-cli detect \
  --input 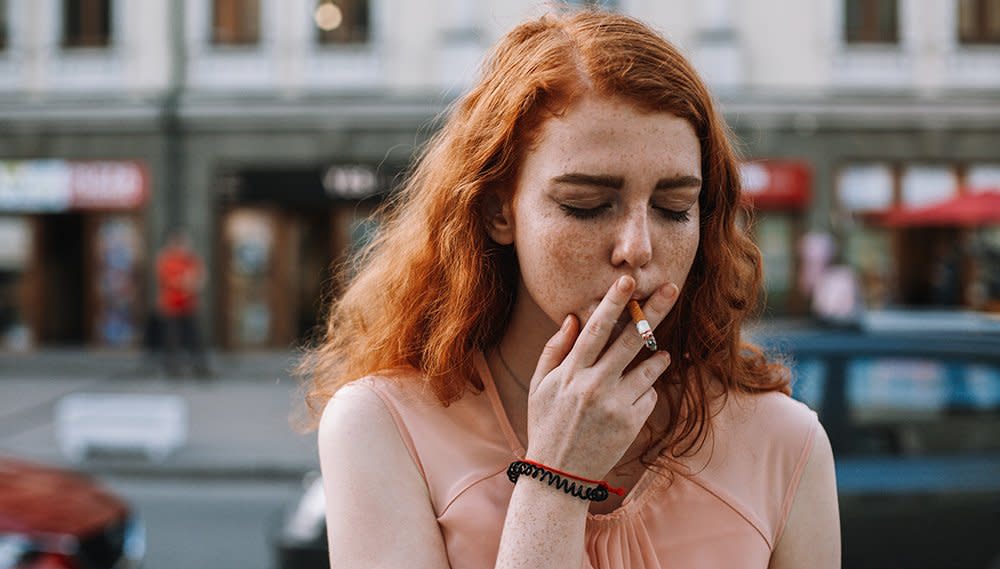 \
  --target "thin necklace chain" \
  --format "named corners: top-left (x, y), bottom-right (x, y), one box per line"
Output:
top-left (496, 345), bottom-right (531, 393)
